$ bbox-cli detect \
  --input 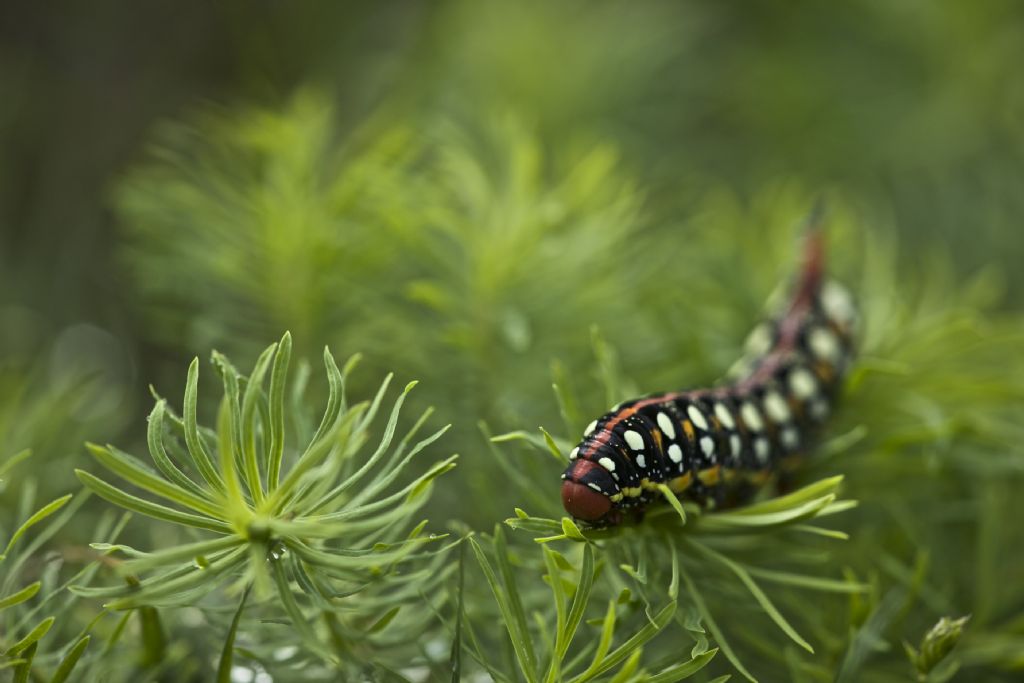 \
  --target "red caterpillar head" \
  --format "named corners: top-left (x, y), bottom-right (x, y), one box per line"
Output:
top-left (561, 457), bottom-right (617, 523)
